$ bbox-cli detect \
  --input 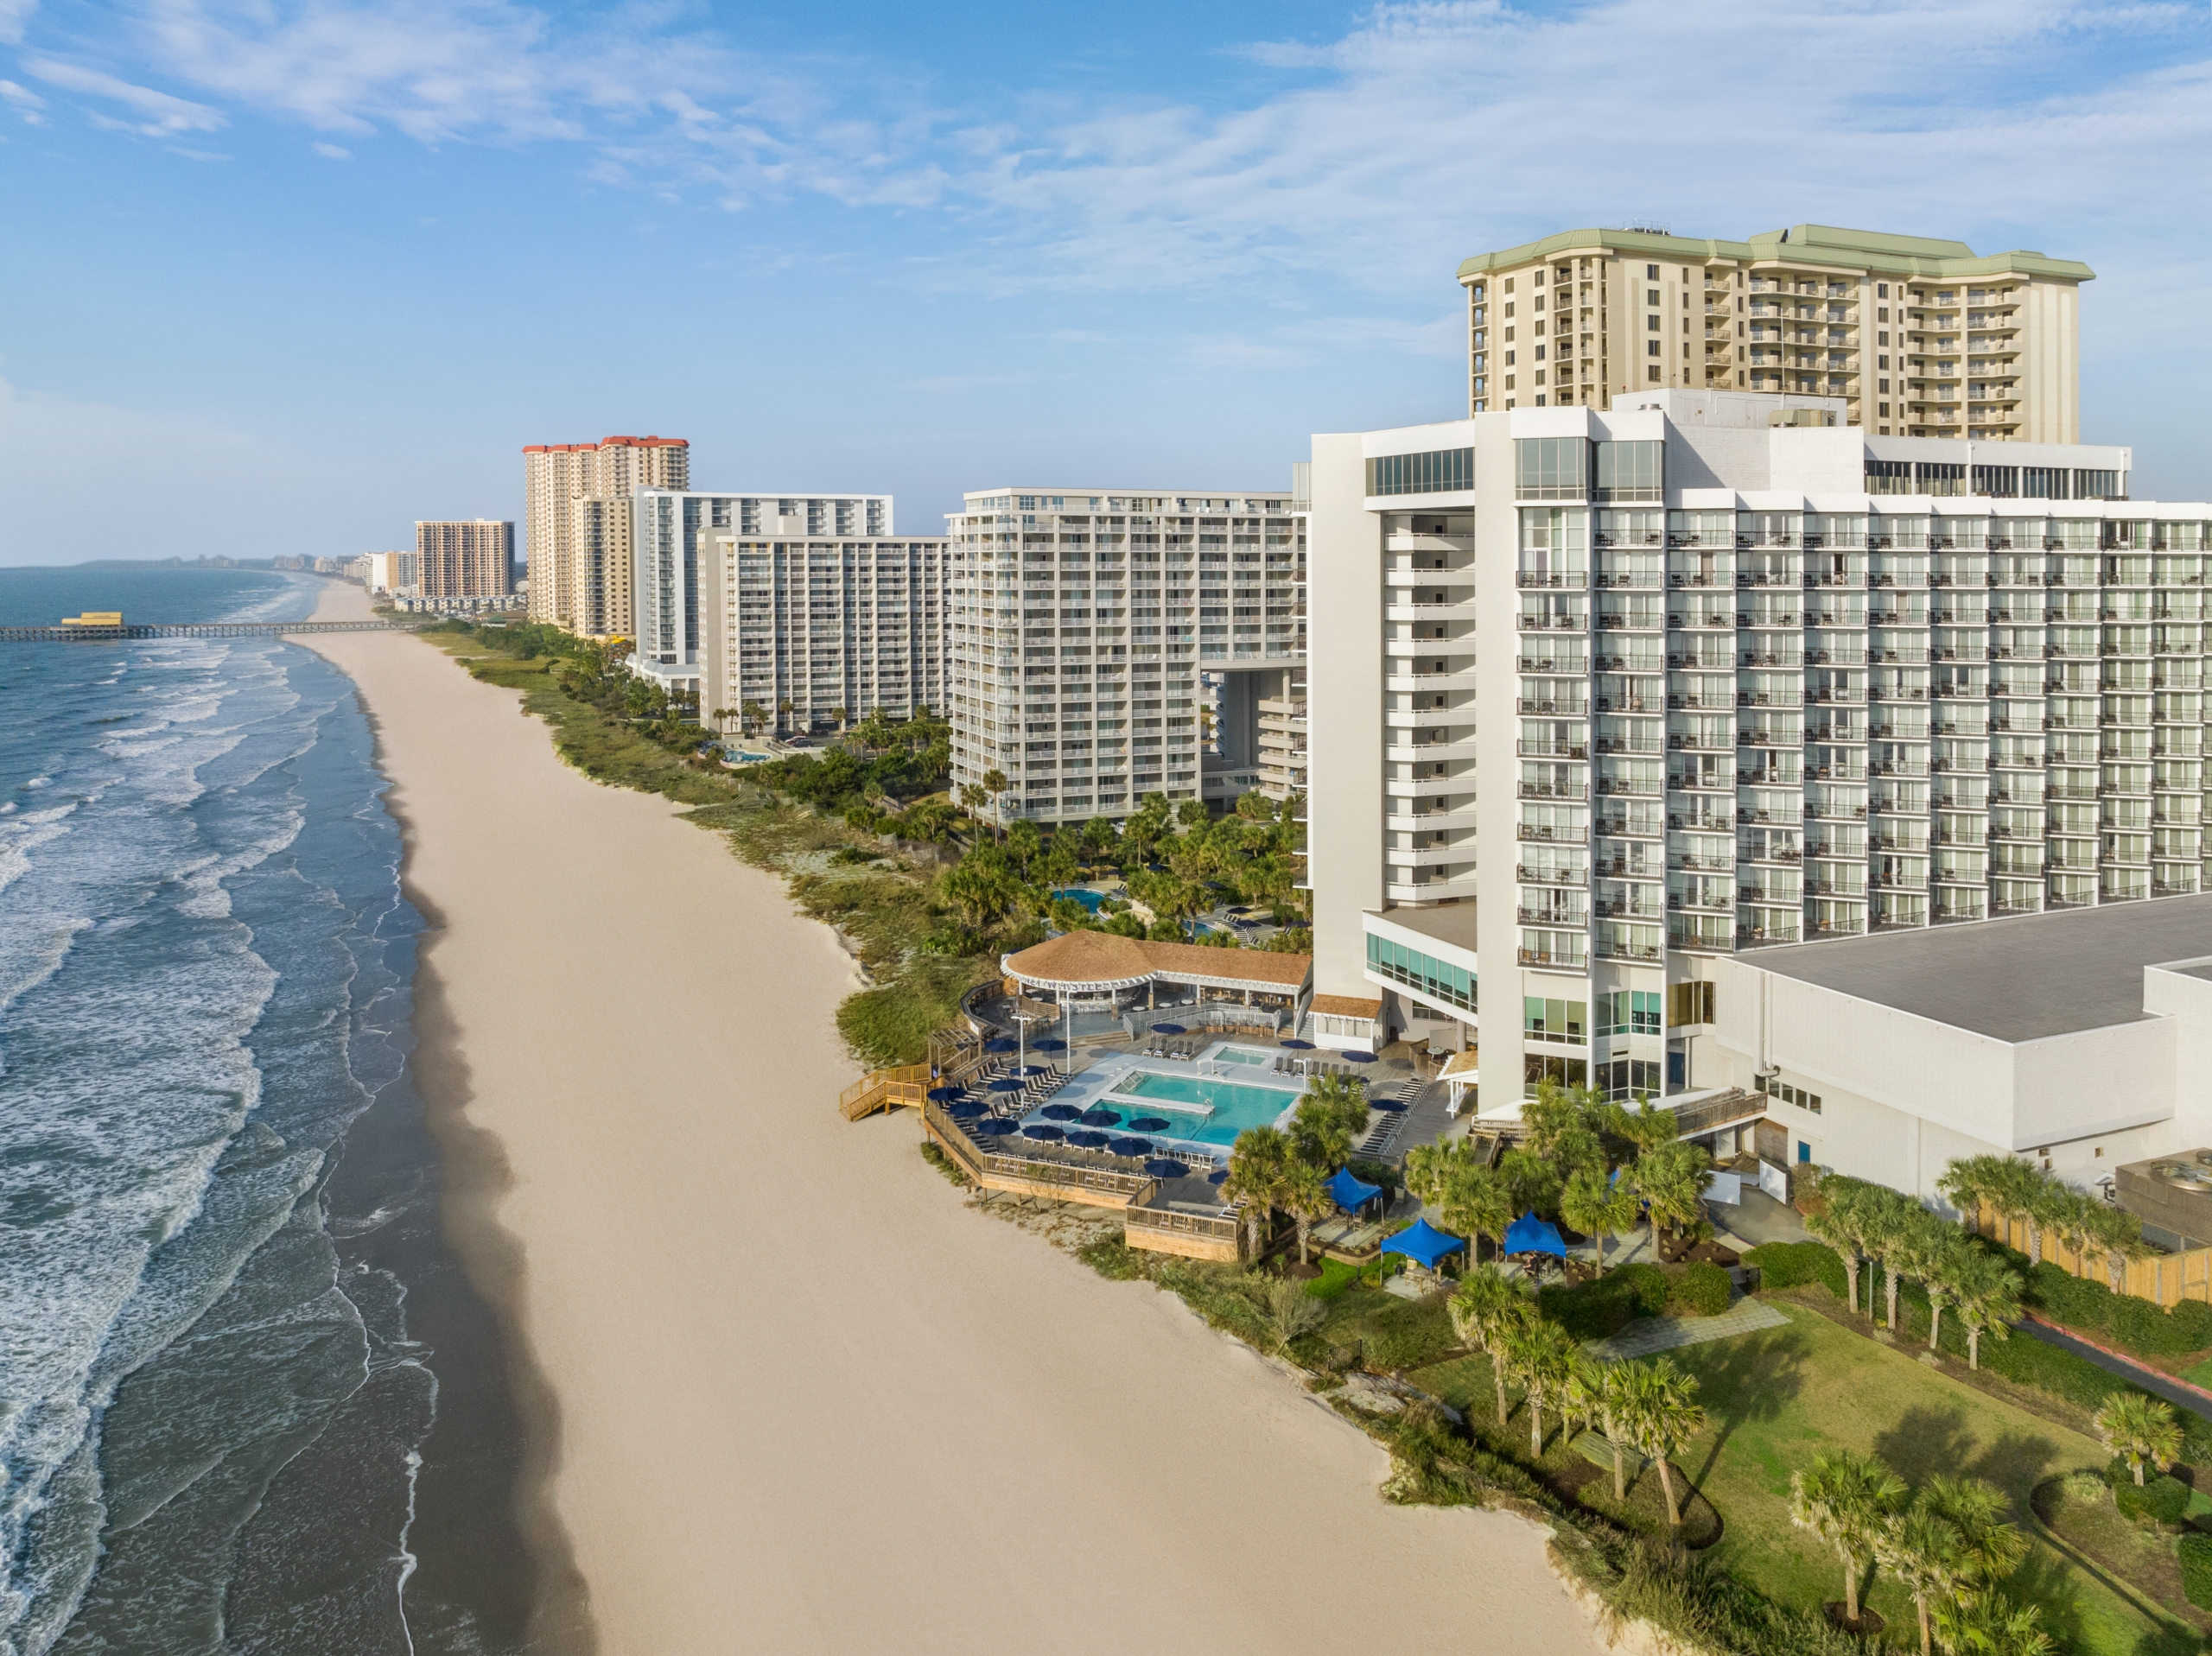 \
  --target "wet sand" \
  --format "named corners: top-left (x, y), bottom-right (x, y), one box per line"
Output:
top-left (302, 587), bottom-right (1607, 1655)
